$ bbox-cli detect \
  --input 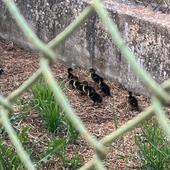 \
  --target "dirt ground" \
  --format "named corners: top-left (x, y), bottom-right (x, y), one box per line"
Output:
top-left (0, 39), bottom-right (151, 169)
